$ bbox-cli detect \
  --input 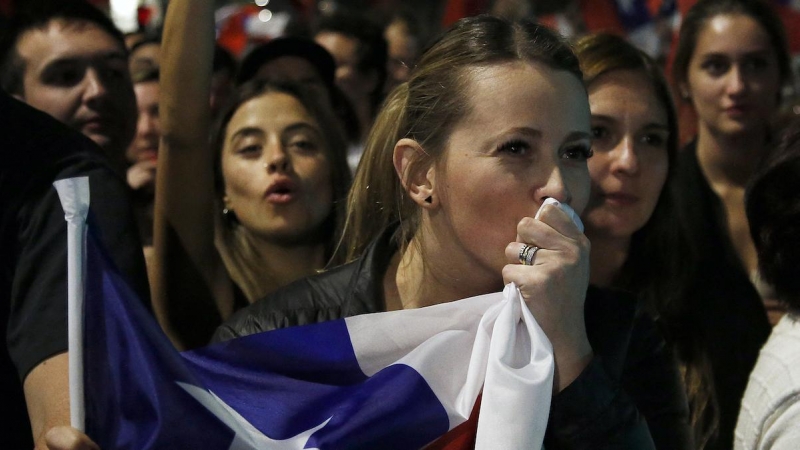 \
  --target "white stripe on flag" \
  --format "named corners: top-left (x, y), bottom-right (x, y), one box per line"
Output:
top-left (346, 284), bottom-right (554, 449)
